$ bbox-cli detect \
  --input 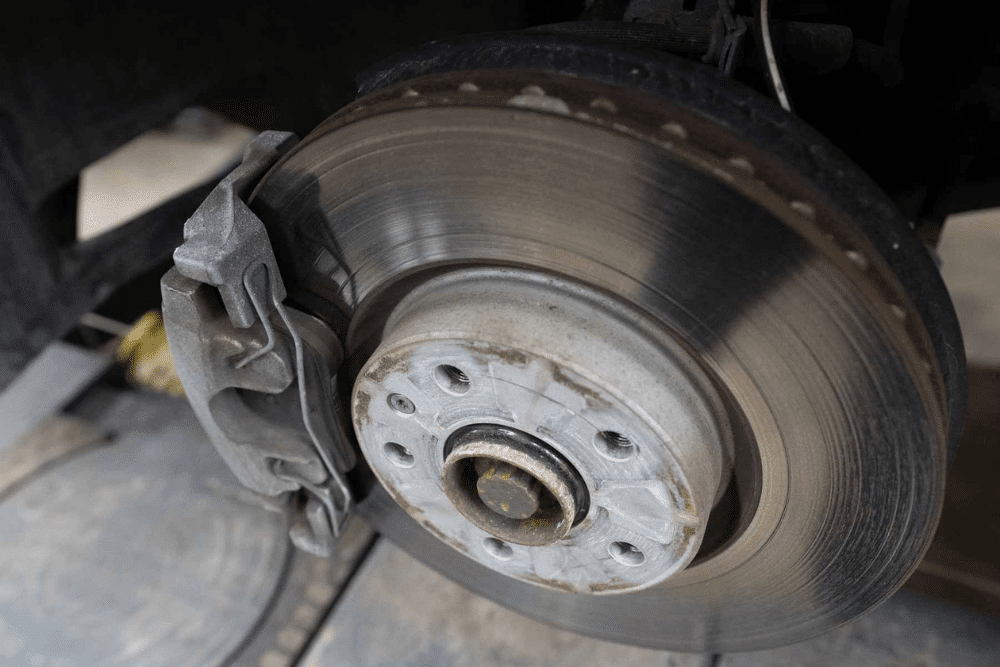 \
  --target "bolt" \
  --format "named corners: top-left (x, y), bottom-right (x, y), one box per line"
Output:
top-left (475, 458), bottom-right (543, 519)
top-left (440, 424), bottom-right (586, 546)
top-left (388, 393), bottom-right (416, 414)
